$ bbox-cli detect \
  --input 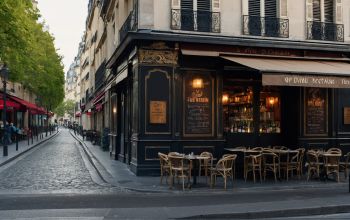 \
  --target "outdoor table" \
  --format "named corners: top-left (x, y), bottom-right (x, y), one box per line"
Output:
top-left (184, 155), bottom-right (211, 185)
top-left (225, 147), bottom-right (260, 178)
